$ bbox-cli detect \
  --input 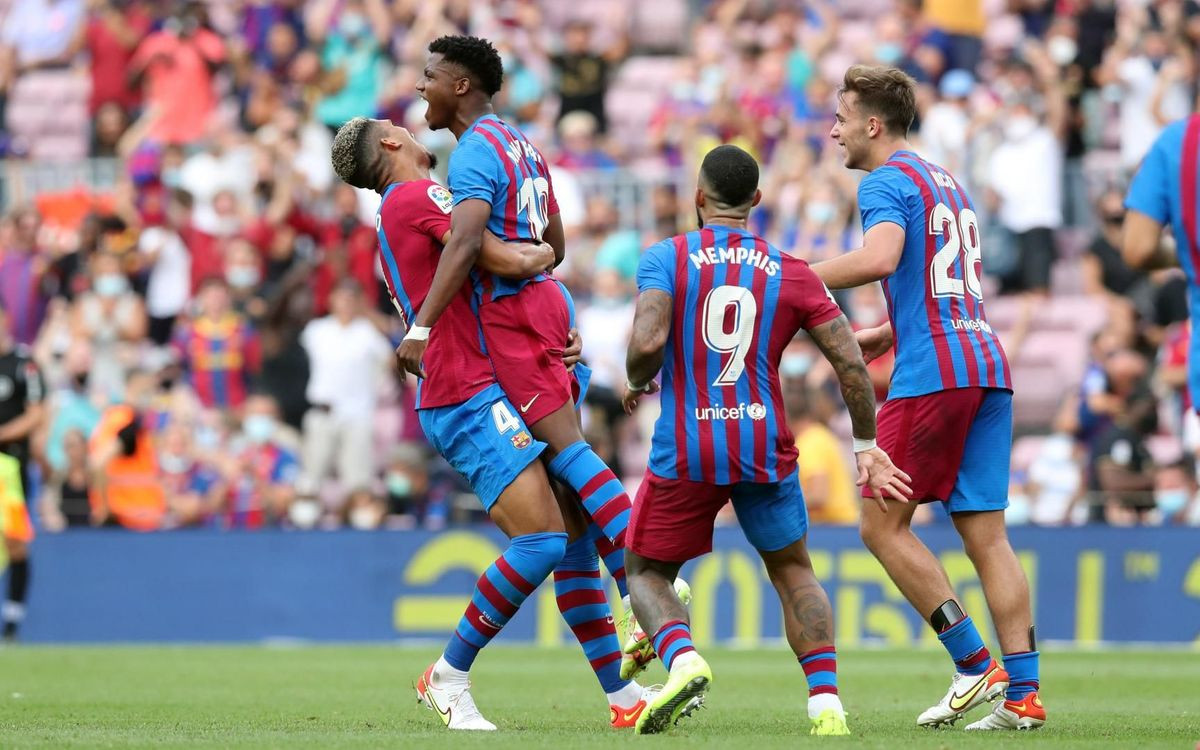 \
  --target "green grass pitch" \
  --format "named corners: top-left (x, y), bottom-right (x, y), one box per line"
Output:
top-left (1, 645), bottom-right (1197, 748)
